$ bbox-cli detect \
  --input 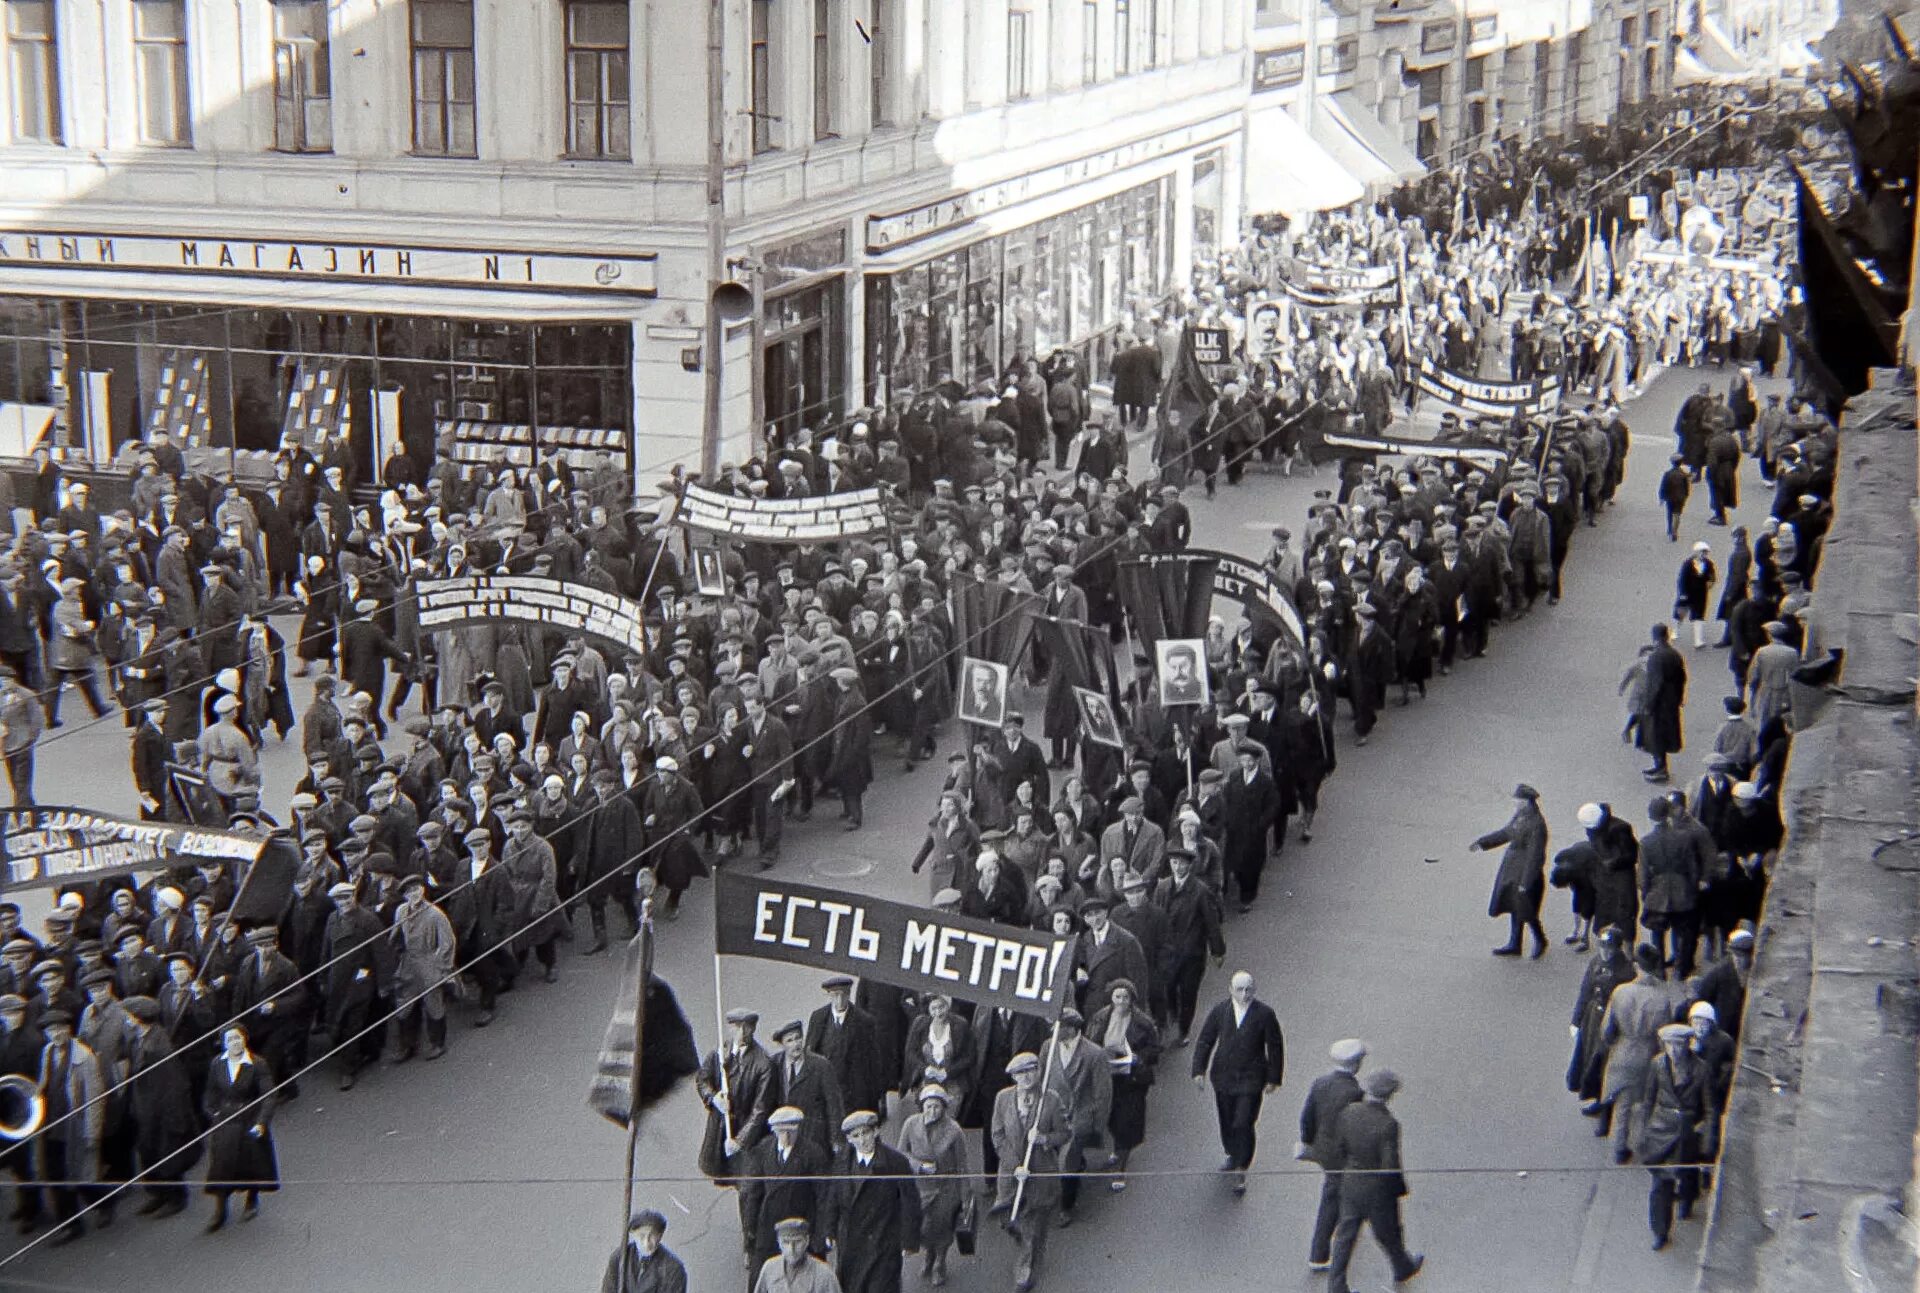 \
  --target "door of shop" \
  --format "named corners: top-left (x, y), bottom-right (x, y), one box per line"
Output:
top-left (761, 279), bottom-right (843, 441)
